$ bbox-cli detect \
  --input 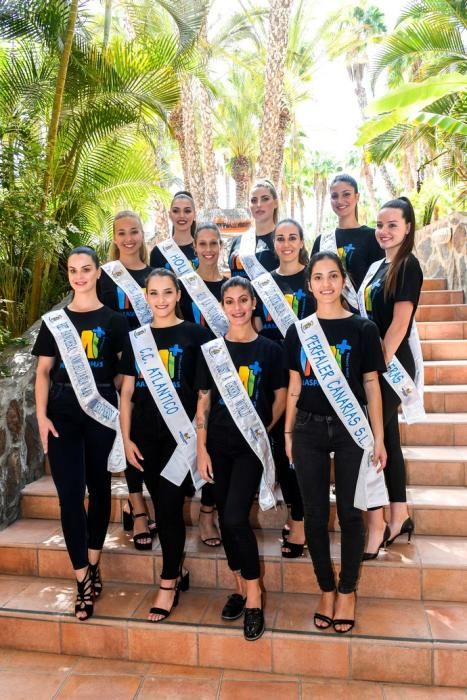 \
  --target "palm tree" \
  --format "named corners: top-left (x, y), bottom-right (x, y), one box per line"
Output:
top-left (256, 0), bottom-right (294, 183)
